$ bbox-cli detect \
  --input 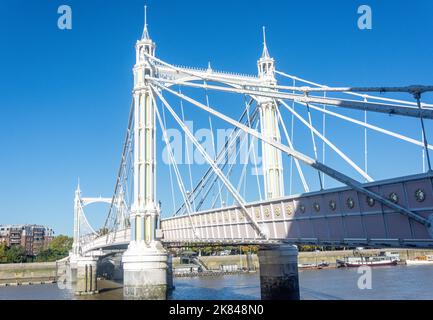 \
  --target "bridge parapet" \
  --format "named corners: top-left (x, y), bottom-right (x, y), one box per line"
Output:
top-left (160, 173), bottom-right (433, 248)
